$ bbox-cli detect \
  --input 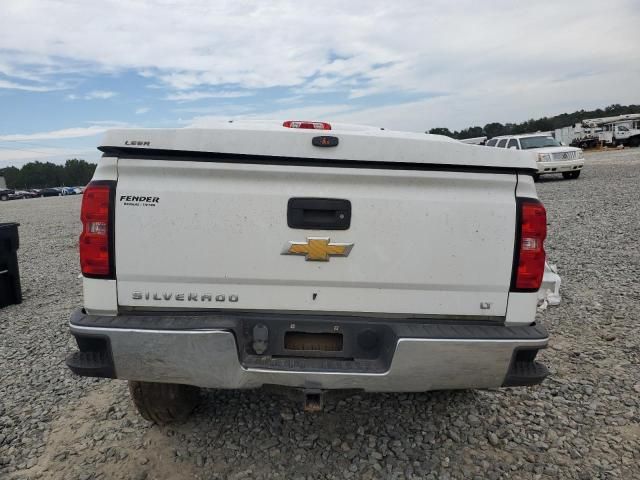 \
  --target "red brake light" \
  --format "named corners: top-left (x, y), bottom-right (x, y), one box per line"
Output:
top-left (283, 120), bottom-right (331, 130)
top-left (80, 182), bottom-right (113, 277)
top-left (512, 199), bottom-right (547, 291)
